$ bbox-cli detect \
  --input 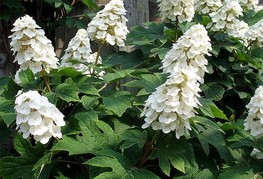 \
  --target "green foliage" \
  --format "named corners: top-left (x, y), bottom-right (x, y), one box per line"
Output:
top-left (150, 135), bottom-right (186, 176)
top-left (1, 1), bottom-right (263, 178)
top-left (0, 134), bottom-right (47, 179)
top-left (103, 91), bottom-right (132, 117)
